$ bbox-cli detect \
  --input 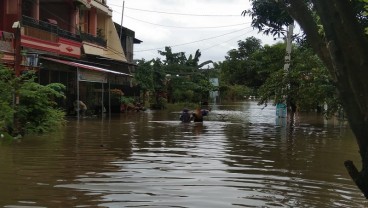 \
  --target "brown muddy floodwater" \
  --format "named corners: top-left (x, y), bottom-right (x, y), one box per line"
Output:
top-left (0, 101), bottom-right (367, 207)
